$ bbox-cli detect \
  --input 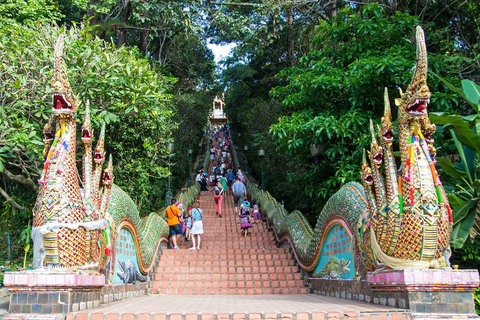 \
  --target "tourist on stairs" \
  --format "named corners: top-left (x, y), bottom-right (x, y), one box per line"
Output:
top-left (239, 201), bottom-right (252, 236)
top-left (200, 173), bottom-right (209, 191)
top-left (212, 181), bottom-right (224, 217)
top-left (232, 176), bottom-right (247, 215)
top-left (166, 200), bottom-right (183, 250)
top-left (226, 169), bottom-right (235, 191)
top-left (221, 174), bottom-right (228, 193)
top-left (190, 204), bottom-right (204, 250)
top-left (195, 170), bottom-right (203, 186)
